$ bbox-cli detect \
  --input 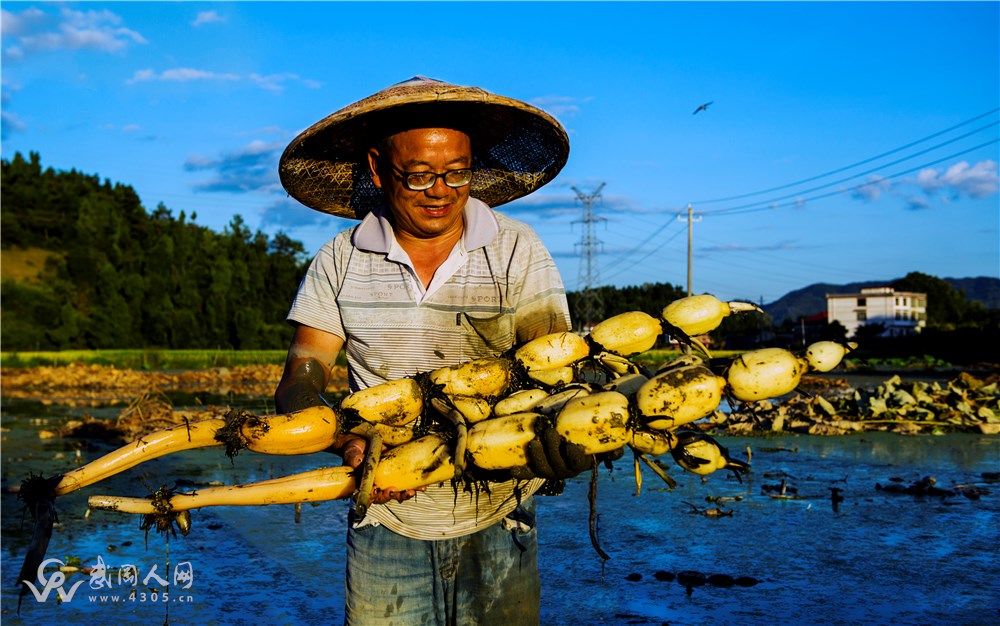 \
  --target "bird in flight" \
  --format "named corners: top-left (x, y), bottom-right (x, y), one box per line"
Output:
top-left (693, 101), bottom-right (714, 115)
